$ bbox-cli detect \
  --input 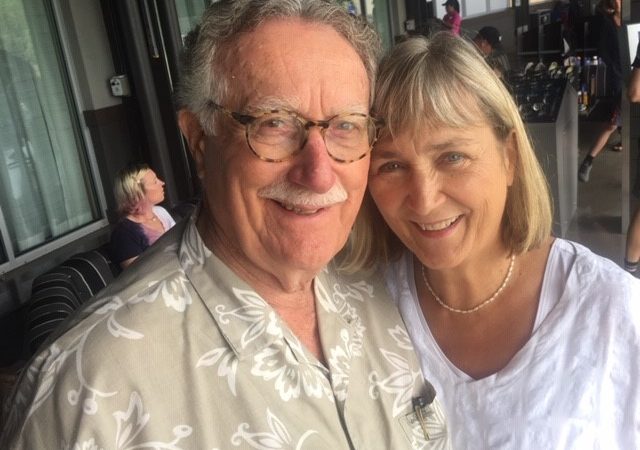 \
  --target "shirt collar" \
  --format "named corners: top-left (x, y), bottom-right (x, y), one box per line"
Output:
top-left (178, 216), bottom-right (353, 361)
